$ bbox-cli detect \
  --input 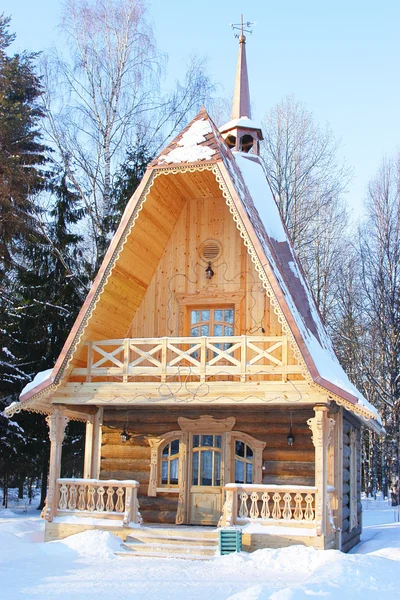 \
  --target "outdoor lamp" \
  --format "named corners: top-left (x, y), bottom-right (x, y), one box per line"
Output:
top-left (205, 261), bottom-right (214, 279)
top-left (287, 412), bottom-right (295, 446)
top-left (121, 413), bottom-right (130, 443)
